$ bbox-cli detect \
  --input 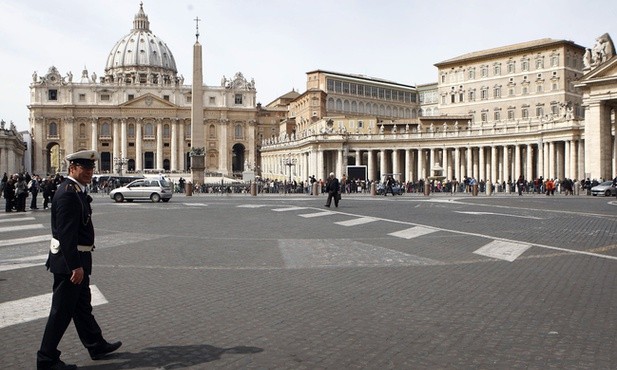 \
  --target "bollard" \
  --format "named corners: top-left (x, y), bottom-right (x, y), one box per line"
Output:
top-left (371, 182), bottom-right (377, 196)
top-left (424, 182), bottom-right (430, 196)
top-left (250, 182), bottom-right (257, 196)
top-left (472, 184), bottom-right (478, 196)
top-left (312, 182), bottom-right (319, 196)
top-left (185, 182), bottom-right (193, 196)
top-left (486, 182), bottom-right (492, 196)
